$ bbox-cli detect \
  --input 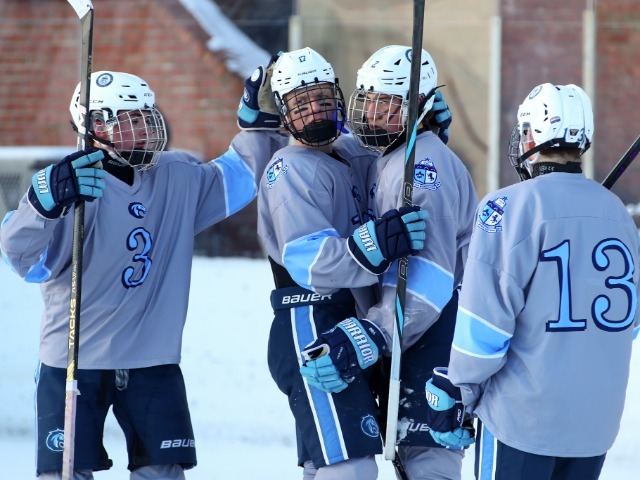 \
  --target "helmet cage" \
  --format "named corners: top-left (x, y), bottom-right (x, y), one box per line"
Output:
top-left (93, 107), bottom-right (168, 171)
top-left (347, 89), bottom-right (407, 151)
top-left (507, 124), bottom-right (531, 181)
top-left (275, 80), bottom-right (346, 147)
